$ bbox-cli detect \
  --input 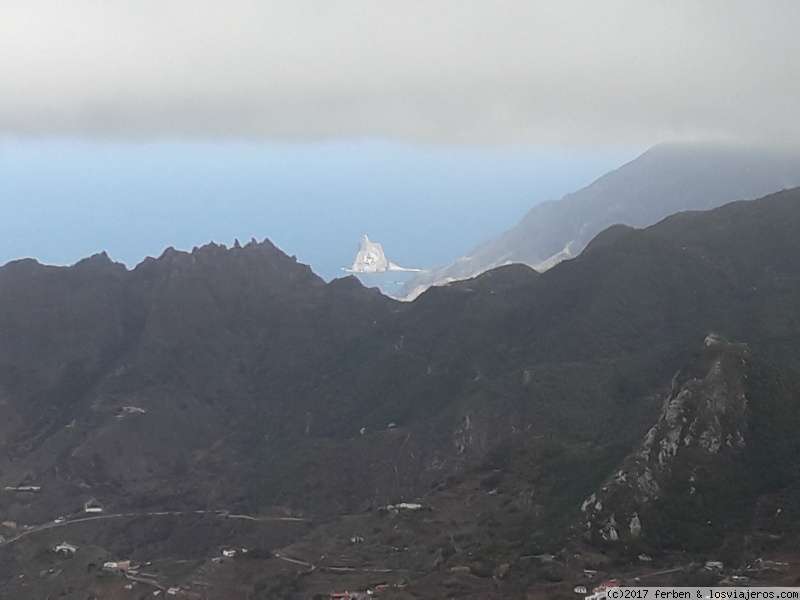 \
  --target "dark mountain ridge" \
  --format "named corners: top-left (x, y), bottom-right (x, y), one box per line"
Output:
top-left (2, 190), bottom-right (800, 597)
